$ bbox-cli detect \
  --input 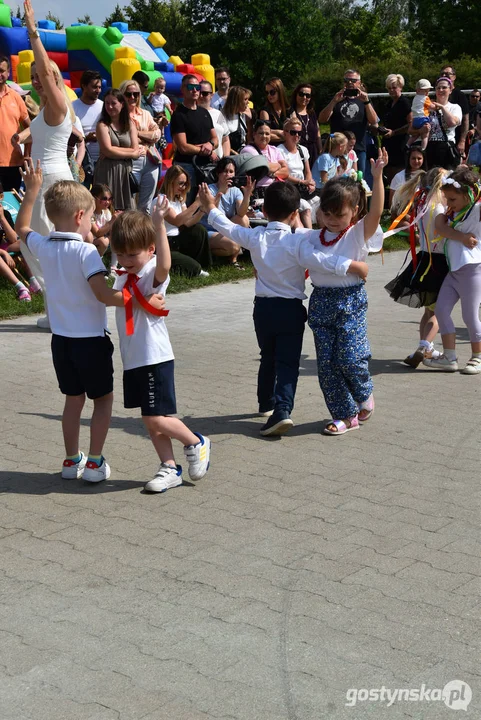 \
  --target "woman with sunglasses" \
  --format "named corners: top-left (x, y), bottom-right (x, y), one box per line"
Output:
top-left (94, 89), bottom-right (143, 210)
top-left (242, 121), bottom-right (289, 191)
top-left (259, 78), bottom-right (289, 146)
top-left (119, 79), bottom-right (161, 213)
top-left (278, 117), bottom-right (315, 227)
top-left (287, 83), bottom-right (321, 168)
top-left (221, 86), bottom-right (253, 153)
top-left (410, 77), bottom-right (462, 171)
